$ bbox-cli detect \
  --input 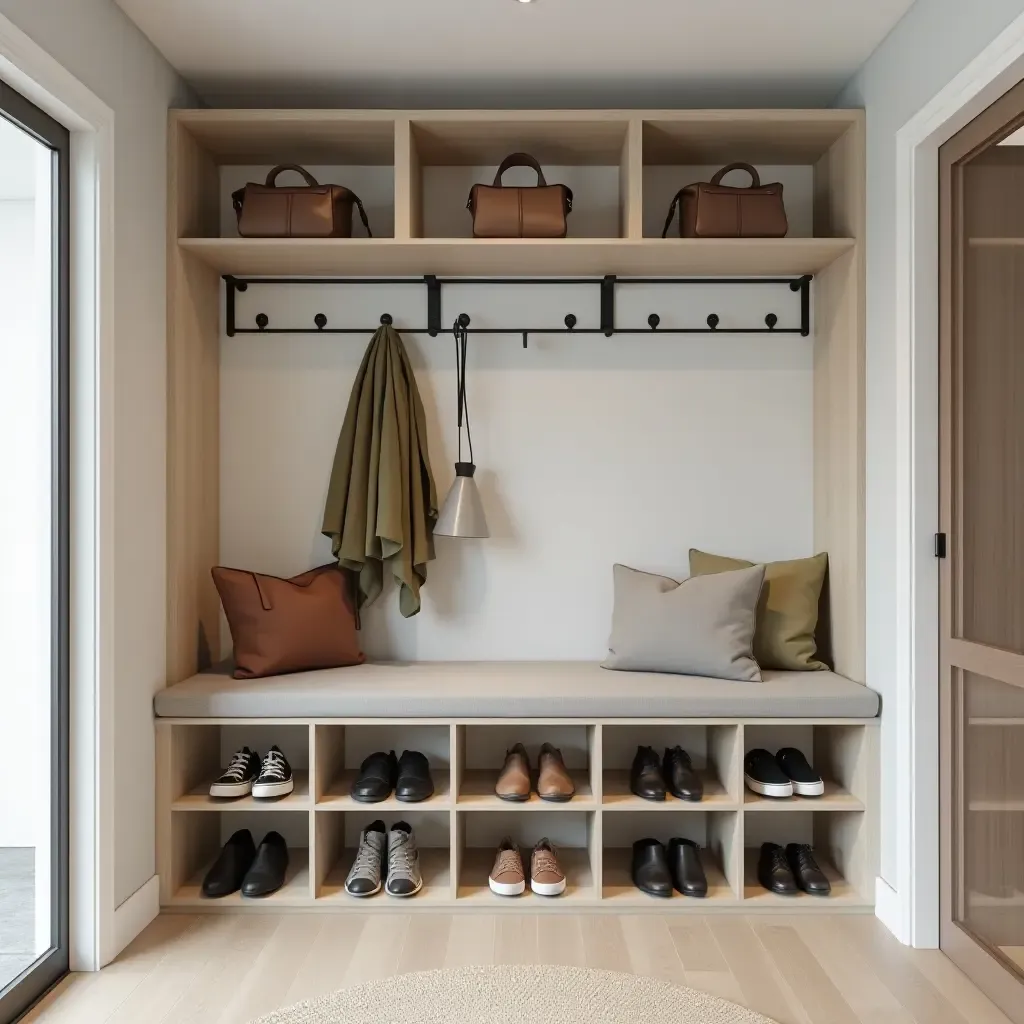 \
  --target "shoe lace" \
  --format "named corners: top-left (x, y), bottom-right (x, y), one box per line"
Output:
top-left (352, 832), bottom-right (383, 876)
top-left (222, 750), bottom-right (251, 782)
top-left (389, 831), bottom-right (416, 876)
top-left (496, 847), bottom-right (522, 875)
top-left (792, 844), bottom-right (818, 870)
top-left (771, 847), bottom-right (789, 871)
top-left (533, 842), bottom-right (560, 875)
top-left (260, 749), bottom-right (287, 781)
